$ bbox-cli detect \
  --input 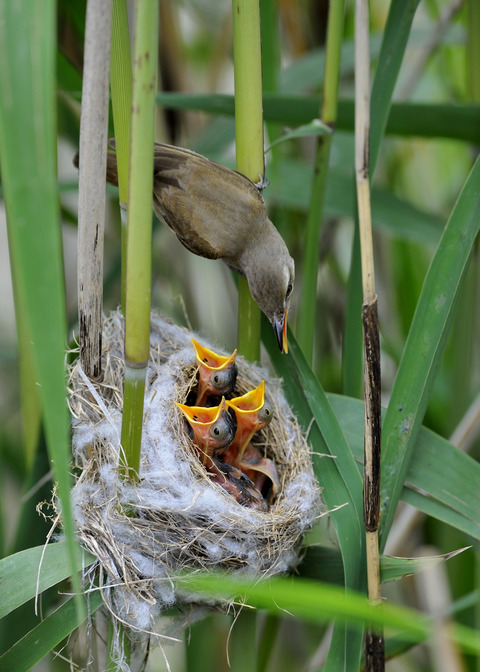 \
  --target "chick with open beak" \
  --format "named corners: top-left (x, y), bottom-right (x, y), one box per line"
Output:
top-left (175, 397), bottom-right (234, 467)
top-left (175, 397), bottom-right (266, 510)
top-left (190, 339), bottom-right (237, 406)
top-left (225, 381), bottom-right (273, 462)
top-left (224, 381), bottom-right (279, 496)
top-left (100, 142), bottom-right (294, 352)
